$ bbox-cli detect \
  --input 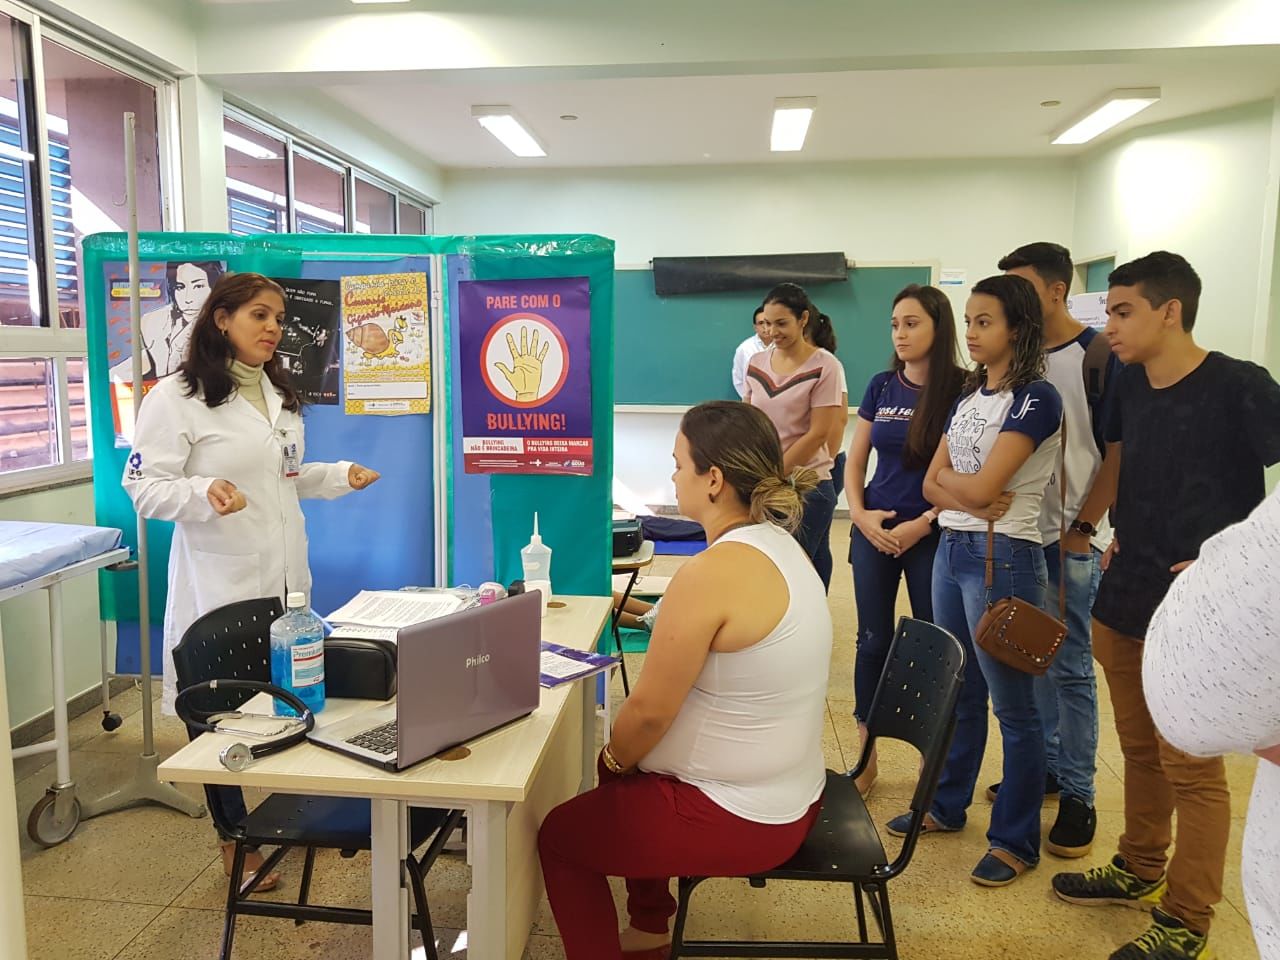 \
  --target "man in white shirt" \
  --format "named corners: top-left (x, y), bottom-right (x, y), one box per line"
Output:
top-left (1144, 486), bottom-right (1280, 960)
top-left (731, 305), bottom-right (772, 399)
